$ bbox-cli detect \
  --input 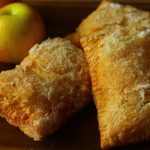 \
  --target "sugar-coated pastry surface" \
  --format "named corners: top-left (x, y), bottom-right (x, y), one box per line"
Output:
top-left (0, 38), bottom-right (90, 141)
top-left (81, 23), bottom-right (150, 149)
top-left (68, 1), bottom-right (150, 47)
